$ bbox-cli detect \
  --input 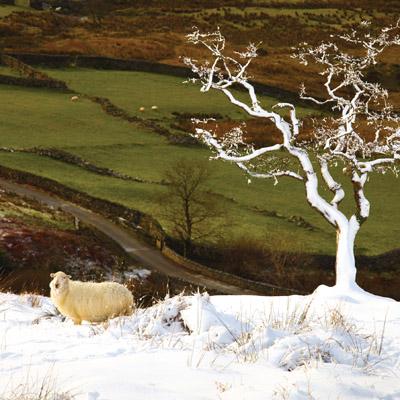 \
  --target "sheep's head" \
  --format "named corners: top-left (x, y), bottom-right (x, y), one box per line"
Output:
top-left (49, 271), bottom-right (71, 299)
